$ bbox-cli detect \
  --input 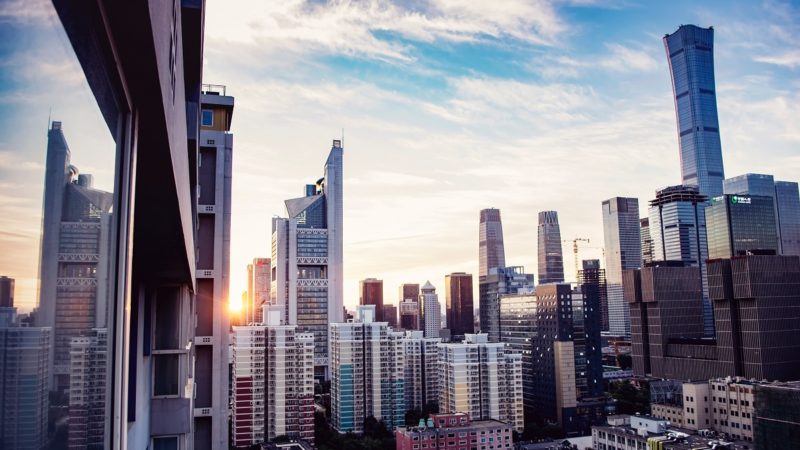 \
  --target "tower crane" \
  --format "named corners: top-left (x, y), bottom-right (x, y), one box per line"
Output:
top-left (563, 237), bottom-right (593, 282)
